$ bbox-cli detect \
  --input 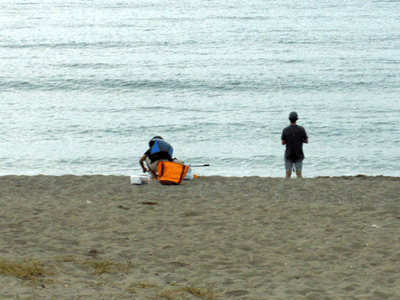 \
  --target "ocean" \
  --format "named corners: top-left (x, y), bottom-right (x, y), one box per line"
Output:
top-left (0, 0), bottom-right (399, 177)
